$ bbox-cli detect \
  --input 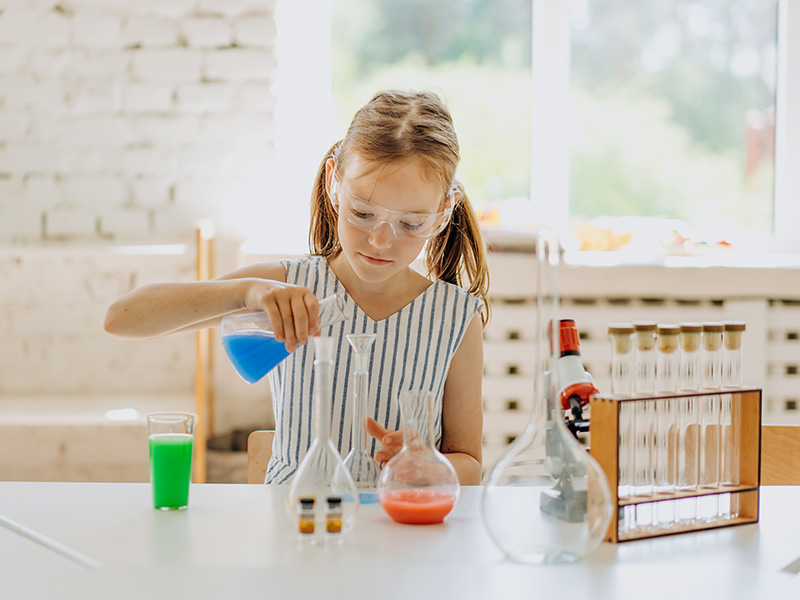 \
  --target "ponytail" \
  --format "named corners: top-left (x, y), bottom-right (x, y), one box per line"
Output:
top-left (309, 142), bottom-right (342, 259)
top-left (425, 185), bottom-right (491, 326)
